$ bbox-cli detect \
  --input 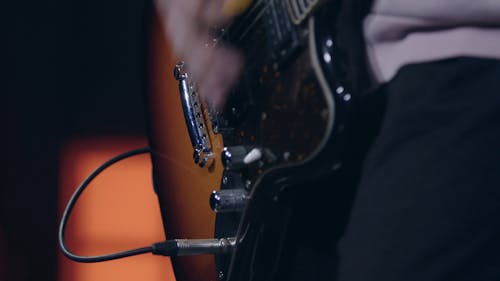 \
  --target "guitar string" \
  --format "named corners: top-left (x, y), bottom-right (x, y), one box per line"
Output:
top-left (209, 0), bottom-right (264, 40)
top-left (226, 0), bottom-right (296, 44)
top-left (237, 0), bottom-right (267, 22)
top-left (218, 0), bottom-right (272, 44)
top-left (234, 6), bottom-right (268, 44)
top-left (229, 0), bottom-right (267, 31)
top-left (235, 0), bottom-right (275, 44)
